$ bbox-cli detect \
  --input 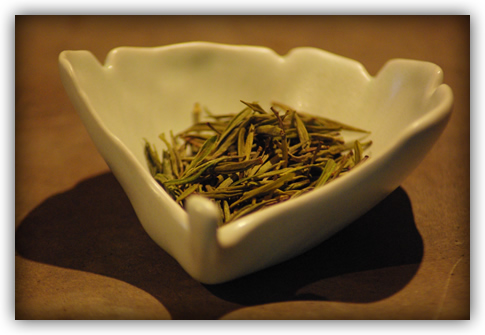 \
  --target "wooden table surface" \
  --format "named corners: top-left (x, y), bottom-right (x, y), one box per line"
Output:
top-left (15, 15), bottom-right (470, 320)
